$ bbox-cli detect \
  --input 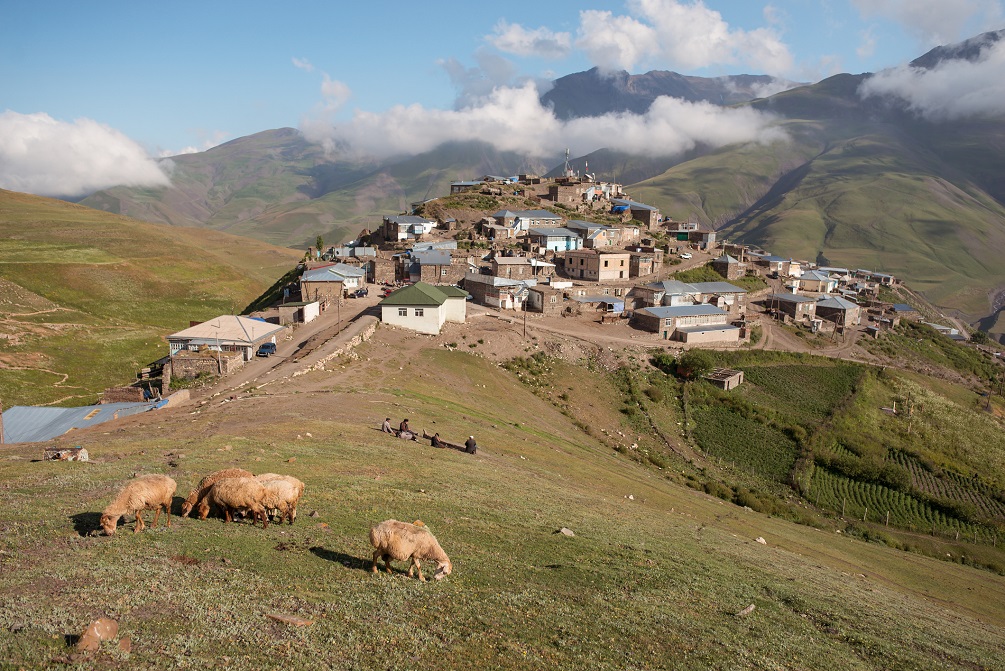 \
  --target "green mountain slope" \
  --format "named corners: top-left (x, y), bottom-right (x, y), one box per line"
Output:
top-left (0, 189), bottom-right (301, 406)
top-left (82, 135), bottom-right (554, 249)
top-left (629, 74), bottom-right (1005, 320)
